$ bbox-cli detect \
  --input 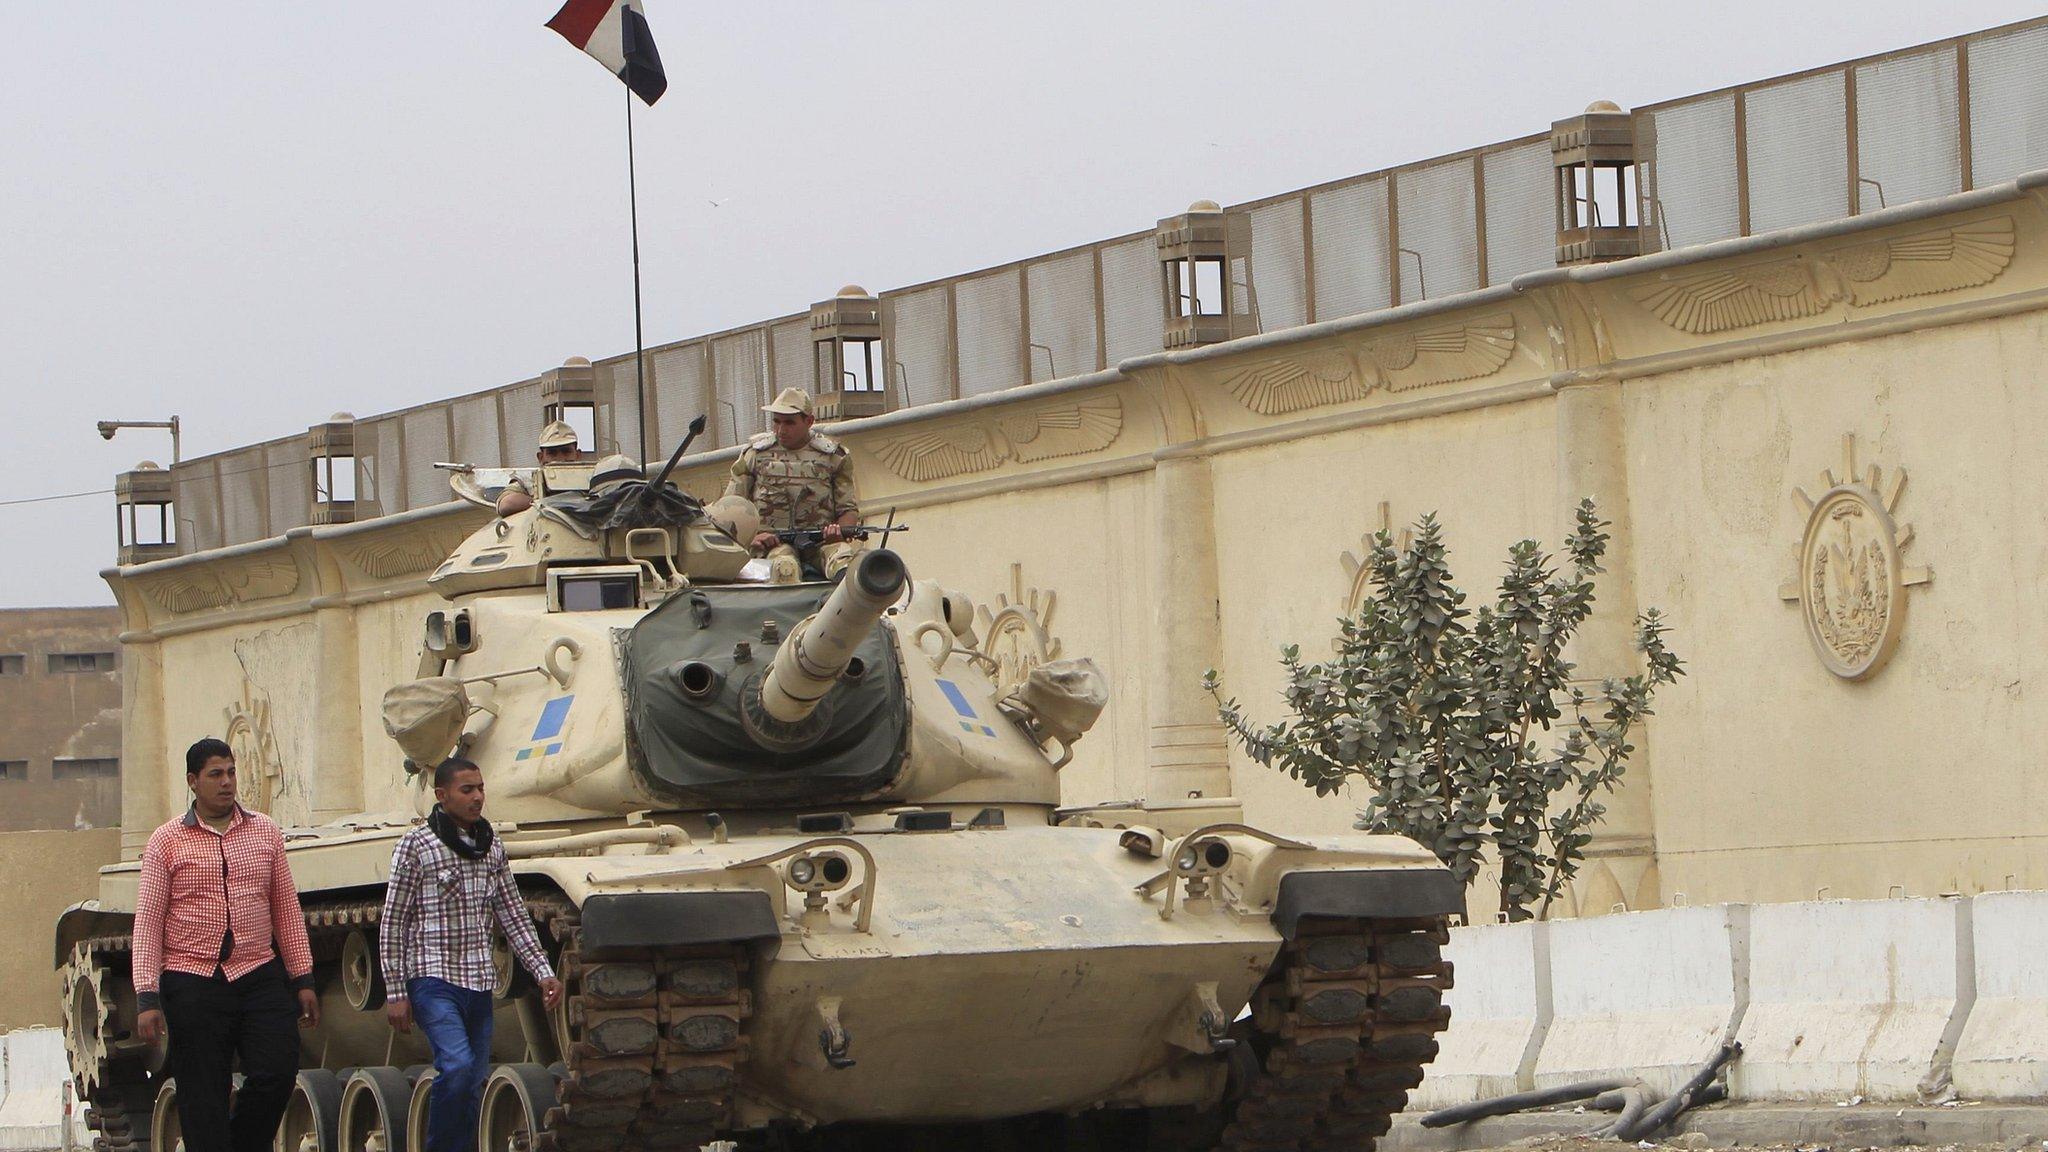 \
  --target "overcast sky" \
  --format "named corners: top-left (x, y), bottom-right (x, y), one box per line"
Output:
top-left (3, 1), bottom-right (2038, 607)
